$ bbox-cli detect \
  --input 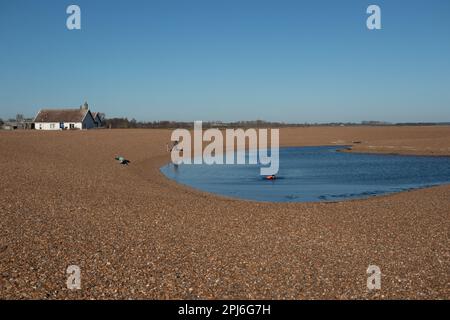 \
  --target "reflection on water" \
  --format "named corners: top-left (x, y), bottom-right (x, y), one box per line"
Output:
top-left (160, 146), bottom-right (450, 202)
